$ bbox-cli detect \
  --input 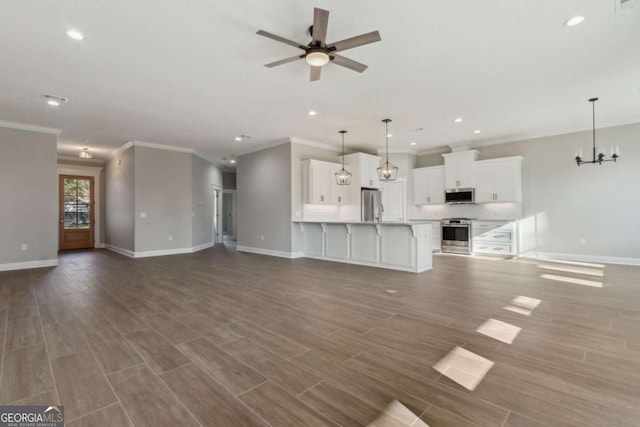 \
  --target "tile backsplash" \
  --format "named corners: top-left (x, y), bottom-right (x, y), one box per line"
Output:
top-left (411, 202), bottom-right (521, 220)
